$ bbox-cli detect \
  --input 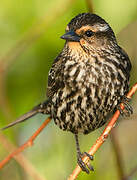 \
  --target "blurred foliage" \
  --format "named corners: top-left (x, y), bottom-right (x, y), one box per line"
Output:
top-left (0, 0), bottom-right (137, 180)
